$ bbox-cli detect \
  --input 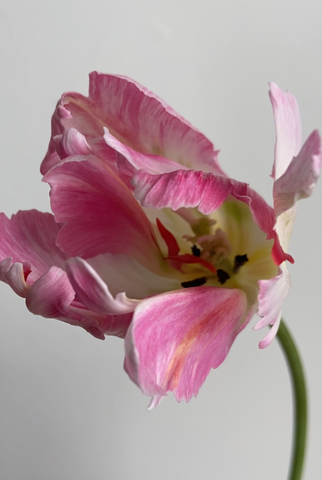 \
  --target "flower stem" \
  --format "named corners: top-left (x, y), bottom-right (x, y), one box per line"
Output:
top-left (276, 319), bottom-right (308, 480)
